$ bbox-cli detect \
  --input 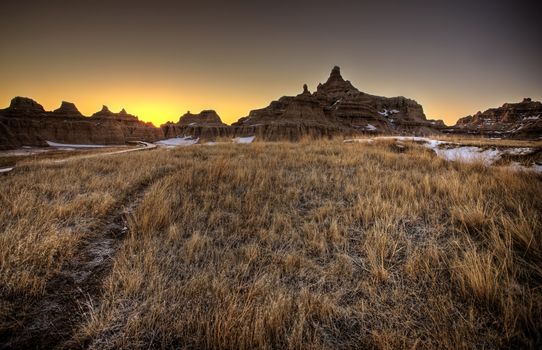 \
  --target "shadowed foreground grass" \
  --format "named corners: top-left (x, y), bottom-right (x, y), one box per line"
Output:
top-left (1, 140), bottom-right (541, 349)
